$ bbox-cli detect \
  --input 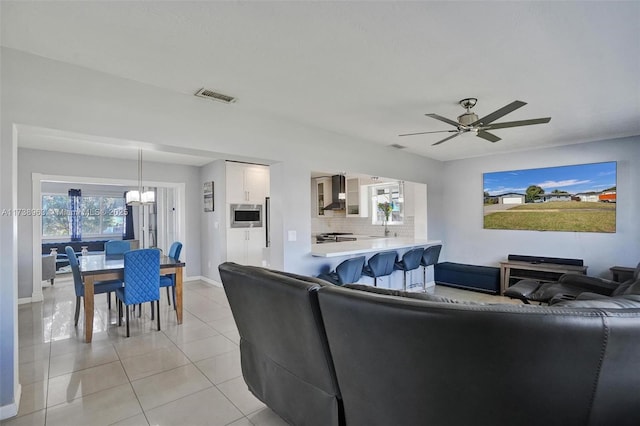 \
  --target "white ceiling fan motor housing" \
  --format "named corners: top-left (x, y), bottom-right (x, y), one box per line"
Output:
top-left (457, 112), bottom-right (479, 127)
